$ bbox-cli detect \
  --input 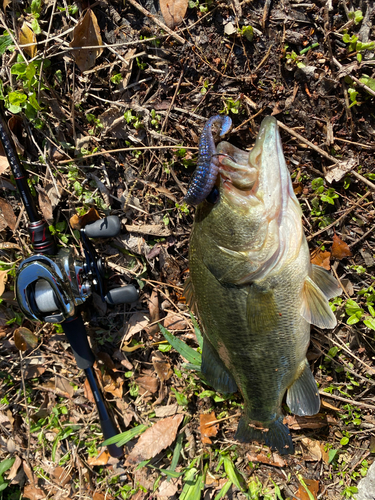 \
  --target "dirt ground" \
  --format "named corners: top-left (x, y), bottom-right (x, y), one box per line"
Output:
top-left (1, 0), bottom-right (375, 499)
